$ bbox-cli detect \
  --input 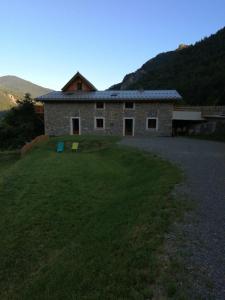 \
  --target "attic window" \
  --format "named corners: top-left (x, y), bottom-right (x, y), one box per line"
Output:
top-left (77, 82), bottom-right (83, 90)
top-left (96, 102), bottom-right (105, 109)
top-left (124, 102), bottom-right (134, 109)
